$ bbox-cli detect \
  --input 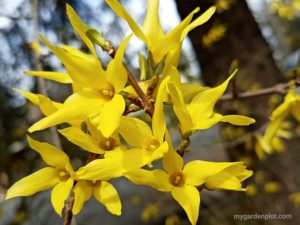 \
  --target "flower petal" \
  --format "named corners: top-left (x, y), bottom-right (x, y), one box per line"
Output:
top-left (51, 177), bottom-right (74, 216)
top-left (14, 89), bottom-right (61, 116)
top-left (125, 169), bottom-right (172, 192)
top-left (105, 0), bottom-right (147, 43)
top-left (151, 8), bottom-right (199, 64)
top-left (183, 161), bottom-right (241, 186)
top-left (152, 77), bottom-right (169, 142)
top-left (221, 115), bottom-right (255, 126)
top-left (76, 157), bottom-right (123, 181)
top-left (180, 6), bottom-right (216, 41)
top-left (171, 185), bottom-right (200, 225)
top-left (106, 35), bottom-right (131, 93)
top-left (205, 171), bottom-right (245, 191)
top-left (66, 4), bottom-right (98, 57)
top-left (162, 145), bottom-right (184, 174)
top-left (27, 136), bottom-right (71, 169)
top-left (59, 127), bottom-right (104, 154)
top-left (147, 141), bottom-right (169, 166)
top-left (28, 91), bottom-right (104, 133)
top-left (118, 116), bottom-right (152, 147)
top-left (95, 94), bottom-right (125, 138)
top-left (93, 181), bottom-right (122, 216)
top-left (39, 35), bottom-right (108, 90)
top-left (72, 180), bottom-right (93, 215)
top-left (142, 0), bottom-right (164, 45)
top-left (122, 148), bottom-right (148, 172)
top-left (5, 167), bottom-right (59, 200)
top-left (24, 71), bottom-right (72, 84)
top-left (188, 70), bottom-right (236, 121)
top-left (167, 80), bottom-right (193, 136)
